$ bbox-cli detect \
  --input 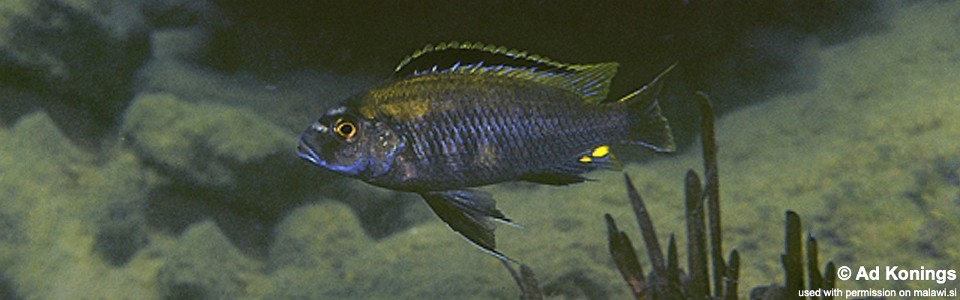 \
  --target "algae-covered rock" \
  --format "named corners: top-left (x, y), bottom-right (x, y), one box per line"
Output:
top-left (93, 200), bottom-right (150, 266)
top-left (87, 145), bottom-right (161, 267)
top-left (264, 201), bottom-right (376, 298)
top-left (150, 27), bottom-right (210, 62)
top-left (0, 112), bottom-right (159, 299)
top-left (134, 56), bottom-right (372, 133)
top-left (0, 0), bottom-right (149, 127)
top-left (339, 220), bottom-right (559, 299)
top-left (0, 0), bottom-right (149, 84)
top-left (0, 112), bottom-right (92, 192)
top-left (313, 178), bottom-right (635, 299)
top-left (264, 266), bottom-right (351, 299)
top-left (269, 201), bottom-right (373, 271)
top-left (121, 92), bottom-right (293, 186)
top-left (157, 221), bottom-right (266, 300)
top-left (336, 206), bottom-right (625, 298)
top-left (492, 178), bottom-right (656, 299)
